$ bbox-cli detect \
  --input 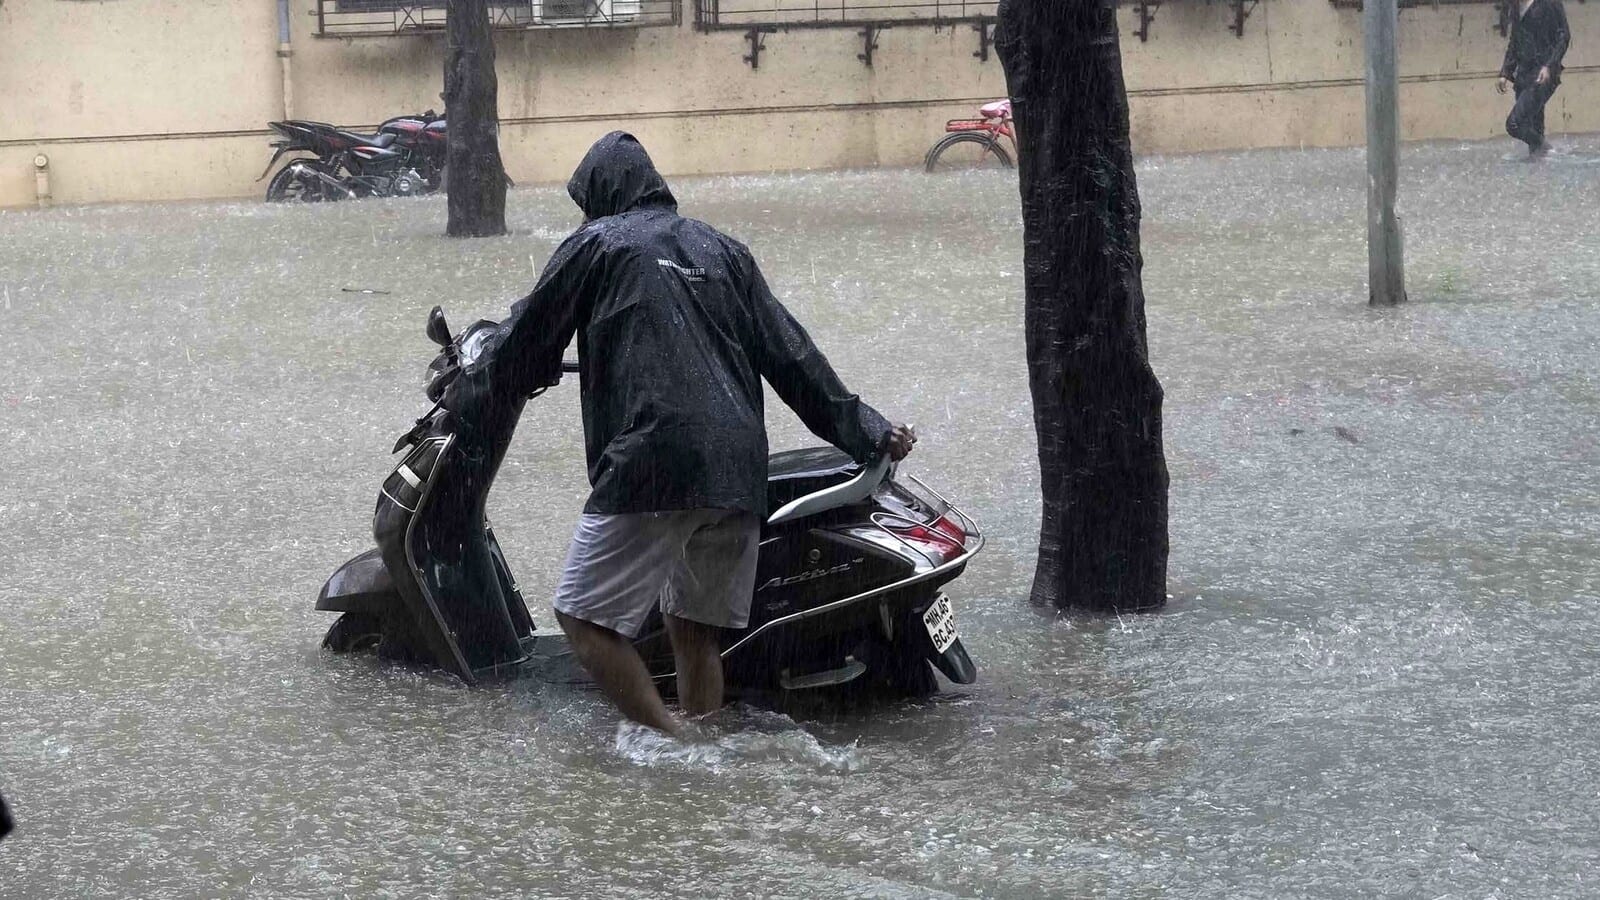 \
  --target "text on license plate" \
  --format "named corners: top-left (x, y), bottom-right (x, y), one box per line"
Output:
top-left (922, 594), bottom-right (958, 655)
